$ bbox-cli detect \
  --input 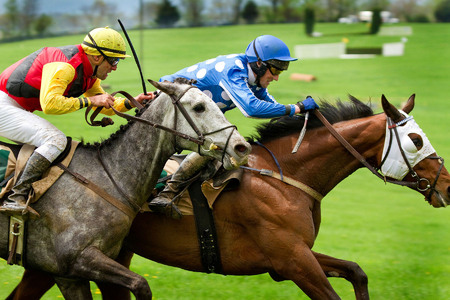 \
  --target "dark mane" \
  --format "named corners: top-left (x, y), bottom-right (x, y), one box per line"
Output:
top-left (246, 95), bottom-right (374, 144)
